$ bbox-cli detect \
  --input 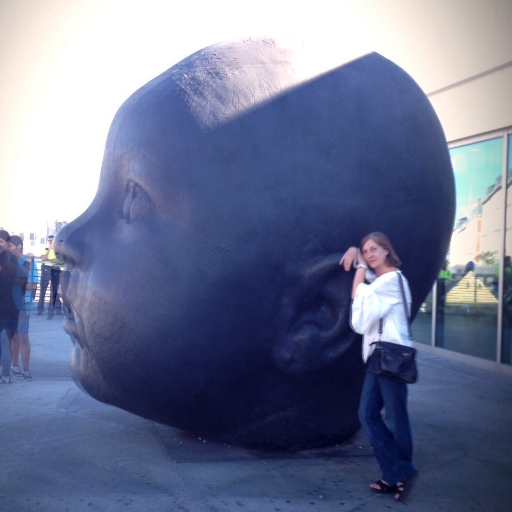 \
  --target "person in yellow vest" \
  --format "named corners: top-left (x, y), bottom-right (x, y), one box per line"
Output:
top-left (437, 259), bottom-right (454, 307)
top-left (37, 235), bottom-right (62, 319)
top-left (436, 259), bottom-right (454, 347)
top-left (438, 266), bottom-right (453, 281)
